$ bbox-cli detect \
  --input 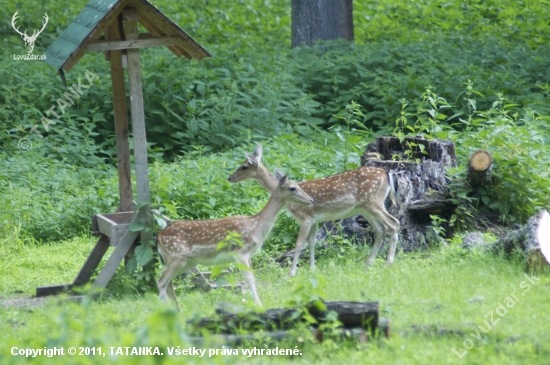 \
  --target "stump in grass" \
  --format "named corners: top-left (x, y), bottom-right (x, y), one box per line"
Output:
top-left (493, 210), bottom-right (550, 271)
top-left (360, 136), bottom-right (457, 252)
top-left (276, 136), bottom-right (458, 264)
top-left (467, 150), bottom-right (493, 187)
